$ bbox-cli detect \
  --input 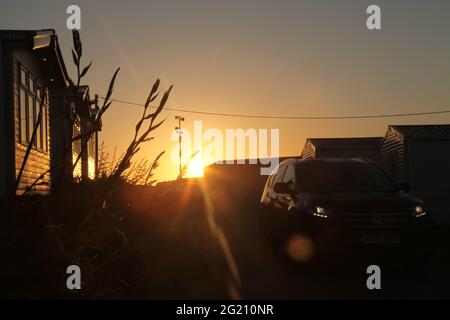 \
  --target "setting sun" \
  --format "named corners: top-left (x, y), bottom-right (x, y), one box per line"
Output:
top-left (186, 157), bottom-right (205, 178)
